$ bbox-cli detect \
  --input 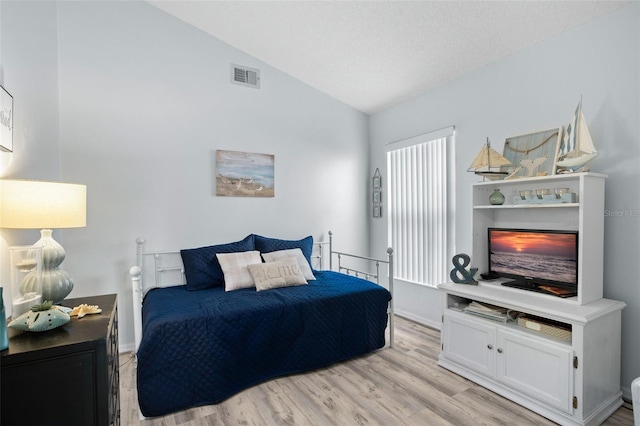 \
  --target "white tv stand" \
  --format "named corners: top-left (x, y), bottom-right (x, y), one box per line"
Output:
top-left (438, 173), bottom-right (625, 425)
